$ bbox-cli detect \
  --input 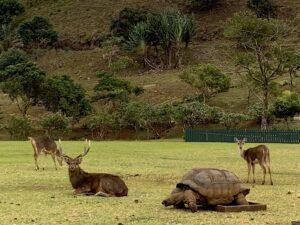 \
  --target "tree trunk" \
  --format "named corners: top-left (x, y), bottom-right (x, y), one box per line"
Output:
top-left (261, 88), bottom-right (269, 130)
